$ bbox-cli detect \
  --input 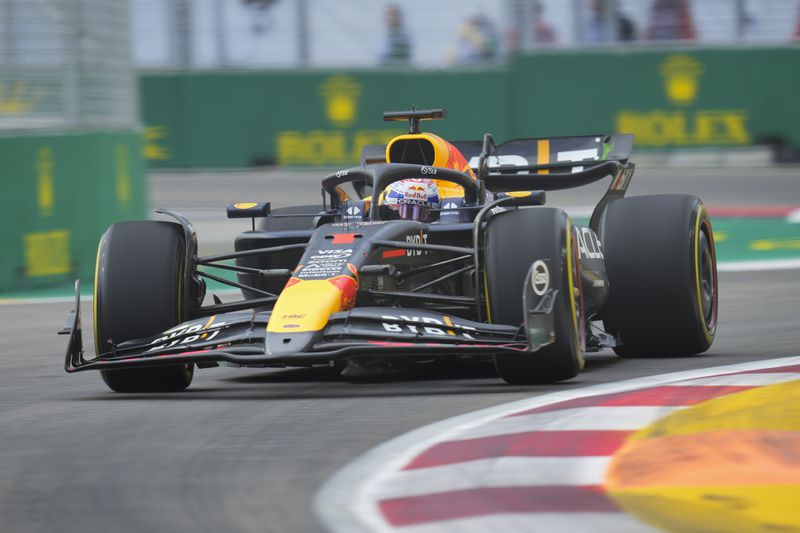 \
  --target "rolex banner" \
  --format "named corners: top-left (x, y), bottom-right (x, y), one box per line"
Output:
top-left (140, 47), bottom-right (800, 169)
top-left (509, 48), bottom-right (799, 153)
